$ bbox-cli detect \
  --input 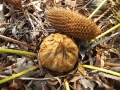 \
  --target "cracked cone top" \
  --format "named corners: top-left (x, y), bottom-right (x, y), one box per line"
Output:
top-left (39, 33), bottom-right (78, 73)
